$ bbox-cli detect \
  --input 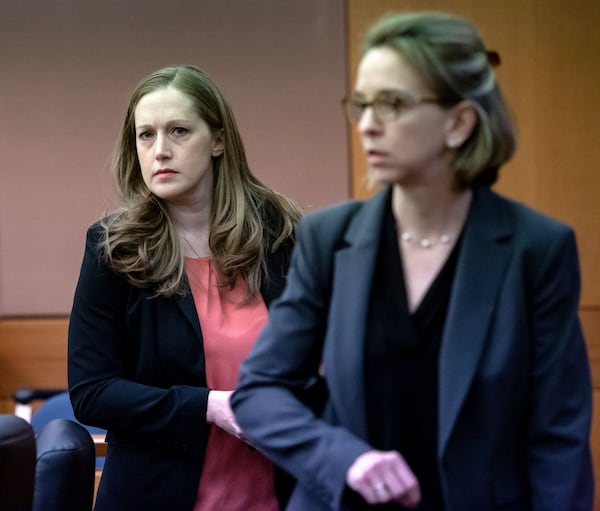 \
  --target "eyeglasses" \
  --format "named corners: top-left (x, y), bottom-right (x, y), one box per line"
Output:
top-left (341, 90), bottom-right (450, 124)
